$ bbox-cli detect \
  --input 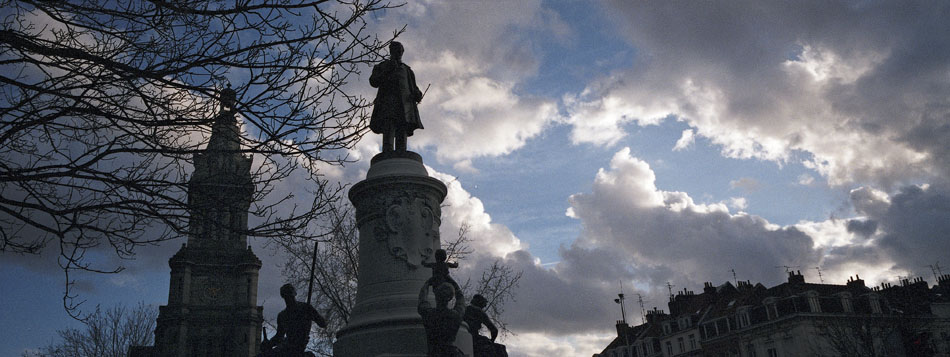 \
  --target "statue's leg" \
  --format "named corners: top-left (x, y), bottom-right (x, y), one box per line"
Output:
top-left (394, 123), bottom-right (407, 152)
top-left (382, 129), bottom-right (394, 152)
